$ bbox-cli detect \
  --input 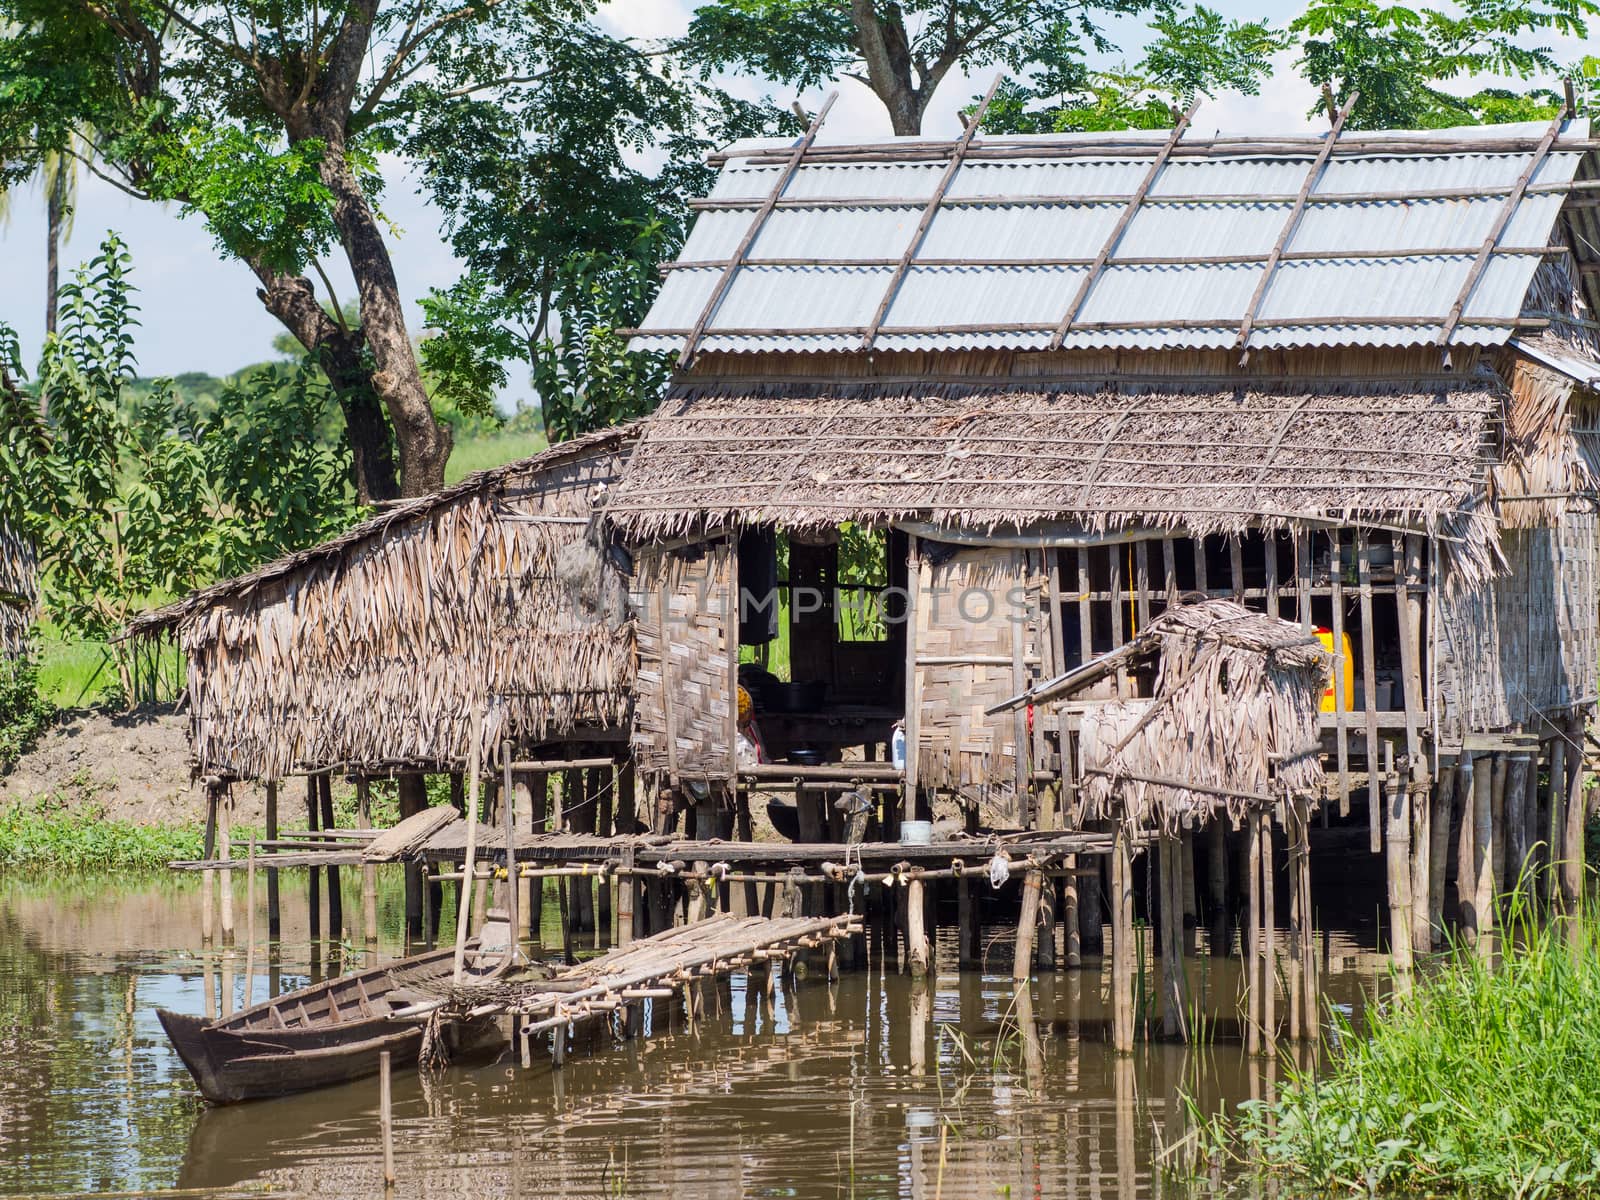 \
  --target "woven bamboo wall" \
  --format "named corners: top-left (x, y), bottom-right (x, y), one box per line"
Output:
top-left (913, 547), bottom-right (1043, 803)
top-left (631, 540), bottom-right (735, 784)
top-left (1436, 507), bottom-right (1600, 738)
top-left (0, 520), bottom-right (36, 660)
